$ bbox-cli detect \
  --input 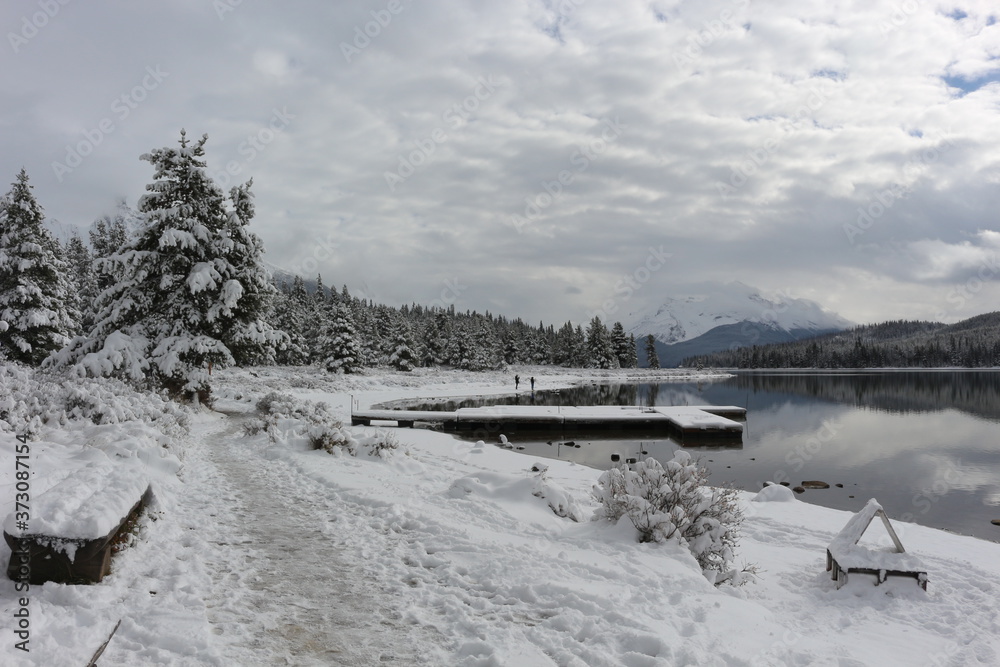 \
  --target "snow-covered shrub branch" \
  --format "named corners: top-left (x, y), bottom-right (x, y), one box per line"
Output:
top-left (593, 451), bottom-right (754, 585)
top-left (532, 464), bottom-right (584, 522)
